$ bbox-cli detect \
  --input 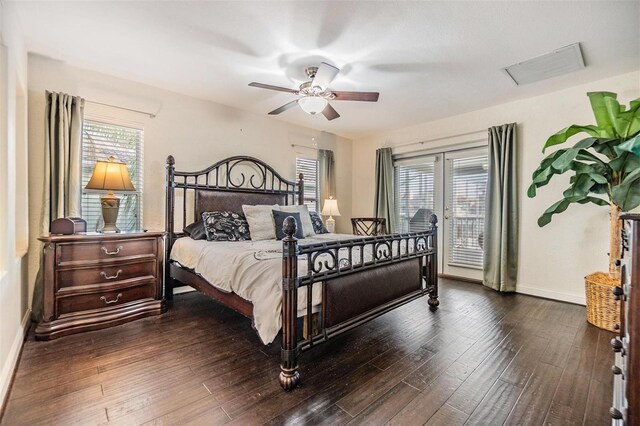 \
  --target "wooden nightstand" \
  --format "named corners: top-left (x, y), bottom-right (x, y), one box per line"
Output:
top-left (36, 231), bottom-right (166, 340)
